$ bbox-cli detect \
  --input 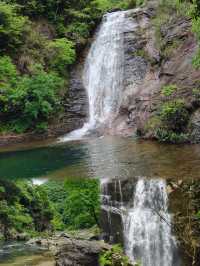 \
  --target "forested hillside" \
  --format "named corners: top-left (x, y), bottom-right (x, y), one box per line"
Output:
top-left (0, 0), bottom-right (136, 134)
